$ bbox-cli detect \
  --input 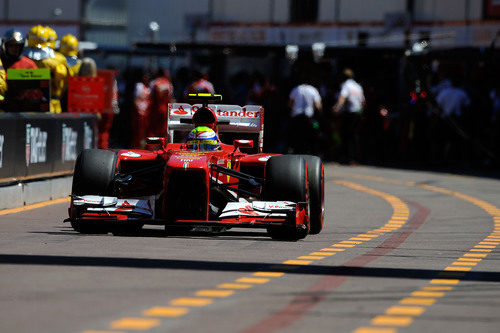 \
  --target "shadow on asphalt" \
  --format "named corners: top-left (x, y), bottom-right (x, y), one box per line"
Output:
top-left (1, 253), bottom-right (499, 283)
top-left (36, 226), bottom-right (274, 241)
